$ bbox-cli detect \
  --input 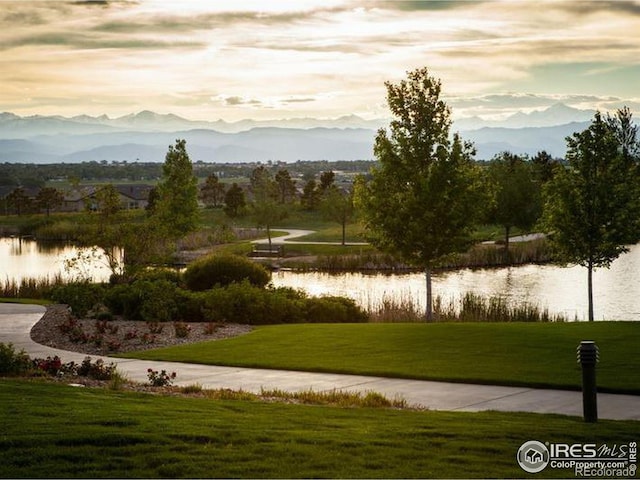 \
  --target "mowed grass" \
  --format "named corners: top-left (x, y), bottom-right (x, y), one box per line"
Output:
top-left (122, 322), bottom-right (640, 393)
top-left (1, 380), bottom-right (637, 479)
